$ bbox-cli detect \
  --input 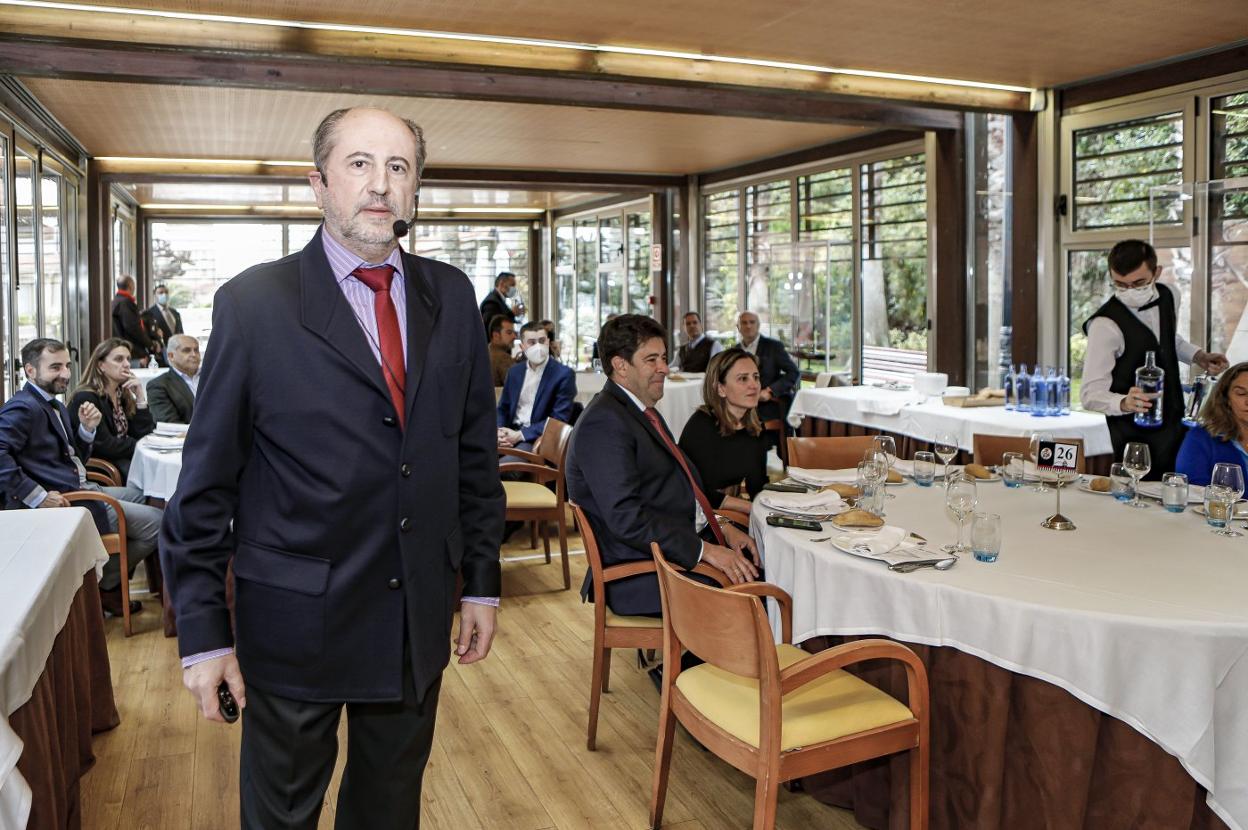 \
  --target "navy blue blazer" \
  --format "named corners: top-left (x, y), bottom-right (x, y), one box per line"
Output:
top-left (565, 380), bottom-right (723, 616)
top-left (0, 384), bottom-right (107, 531)
top-left (496, 359), bottom-right (576, 443)
top-left (160, 227), bottom-right (504, 703)
top-left (751, 335), bottom-right (800, 420)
